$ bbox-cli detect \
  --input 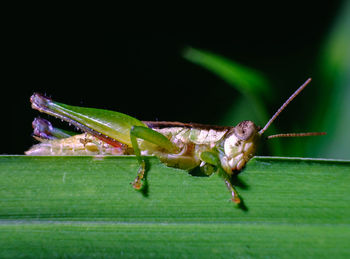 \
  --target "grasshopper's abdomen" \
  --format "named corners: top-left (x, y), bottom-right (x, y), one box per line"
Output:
top-left (25, 134), bottom-right (127, 156)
